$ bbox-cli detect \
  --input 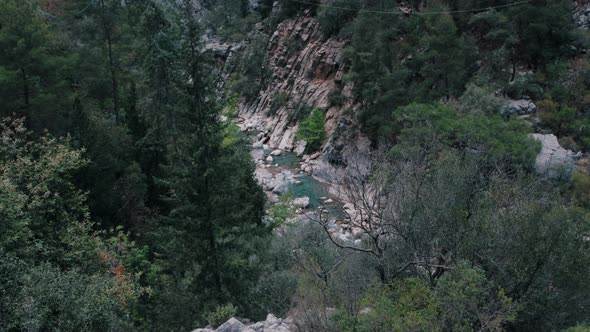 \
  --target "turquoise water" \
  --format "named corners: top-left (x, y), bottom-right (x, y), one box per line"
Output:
top-left (288, 174), bottom-right (326, 209)
top-left (274, 152), bottom-right (327, 208)
top-left (269, 151), bottom-right (342, 215)
top-left (272, 153), bottom-right (299, 168)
